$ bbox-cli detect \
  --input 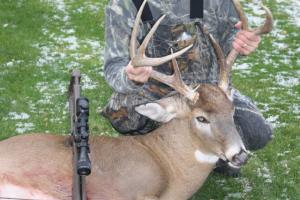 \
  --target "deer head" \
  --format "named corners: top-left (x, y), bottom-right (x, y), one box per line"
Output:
top-left (135, 81), bottom-right (248, 167)
top-left (131, 0), bottom-right (248, 168)
top-left (135, 84), bottom-right (248, 168)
